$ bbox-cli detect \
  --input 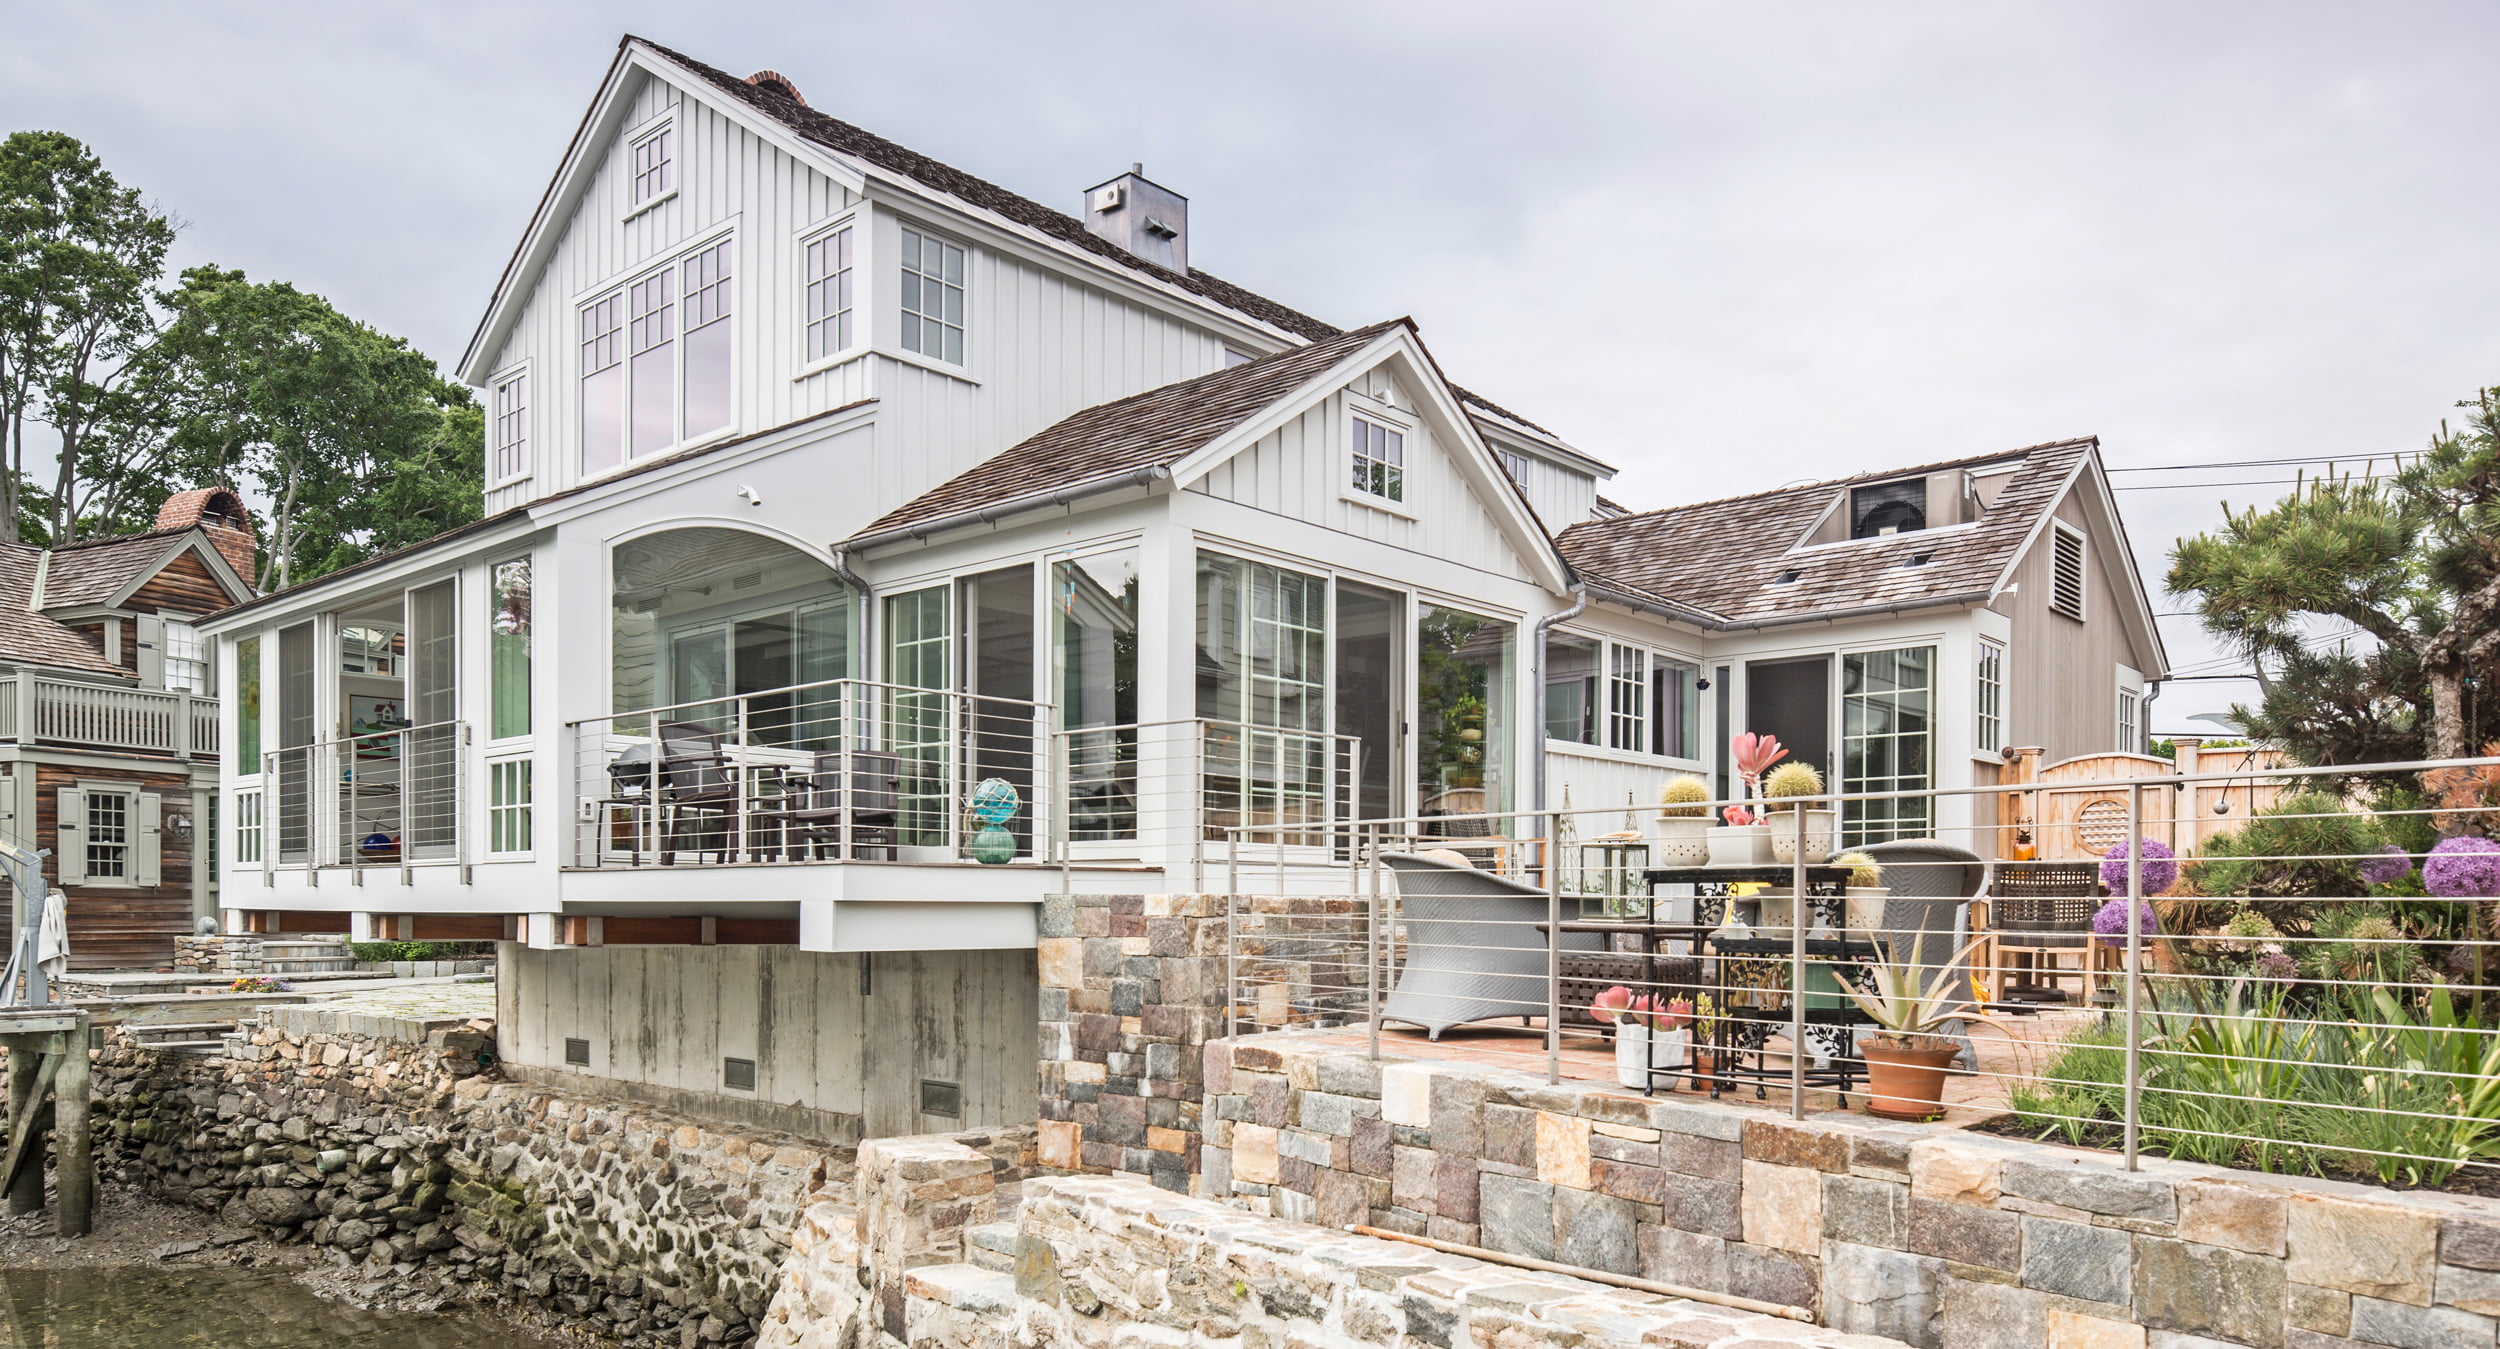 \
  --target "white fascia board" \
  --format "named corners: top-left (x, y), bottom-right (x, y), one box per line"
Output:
top-left (458, 44), bottom-right (872, 385)
top-left (1474, 413), bottom-right (1614, 479)
top-left (853, 179), bottom-right (1305, 352)
top-left (1166, 329), bottom-right (1574, 595)
top-left (196, 515), bottom-right (544, 635)
top-left (1986, 452), bottom-right (2092, 603)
